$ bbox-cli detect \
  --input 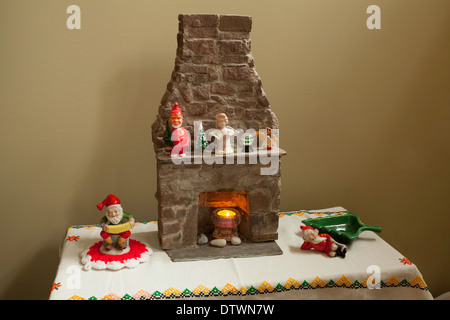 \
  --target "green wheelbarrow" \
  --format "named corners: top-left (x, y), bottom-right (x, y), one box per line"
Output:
top-left (302, 213), bottom-right (382, 244)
